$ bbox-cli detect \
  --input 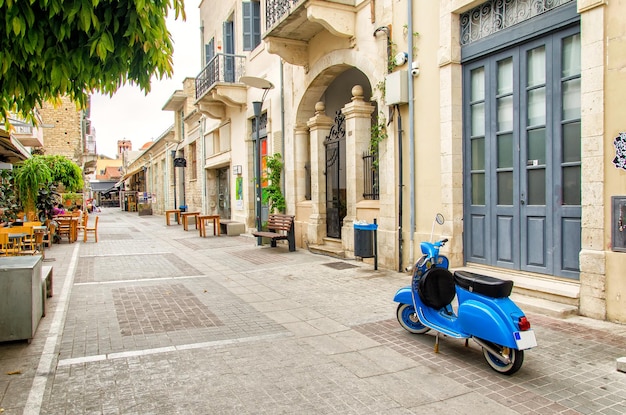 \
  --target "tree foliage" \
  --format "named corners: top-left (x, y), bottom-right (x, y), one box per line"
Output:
top-left (0, 0), bottom-right (185, 125)
top-left (41, 154), bottom-right (84, 191)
